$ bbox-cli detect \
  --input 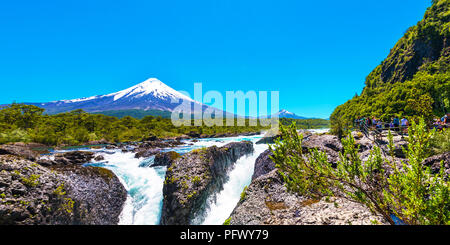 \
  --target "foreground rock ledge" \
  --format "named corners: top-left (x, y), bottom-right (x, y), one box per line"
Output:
top-left (0, 155), bottom-right (127, 225)
top-left (160, 141), bottom-right (254, 225)
top-left (228, 169), bottom-right (387, 225)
